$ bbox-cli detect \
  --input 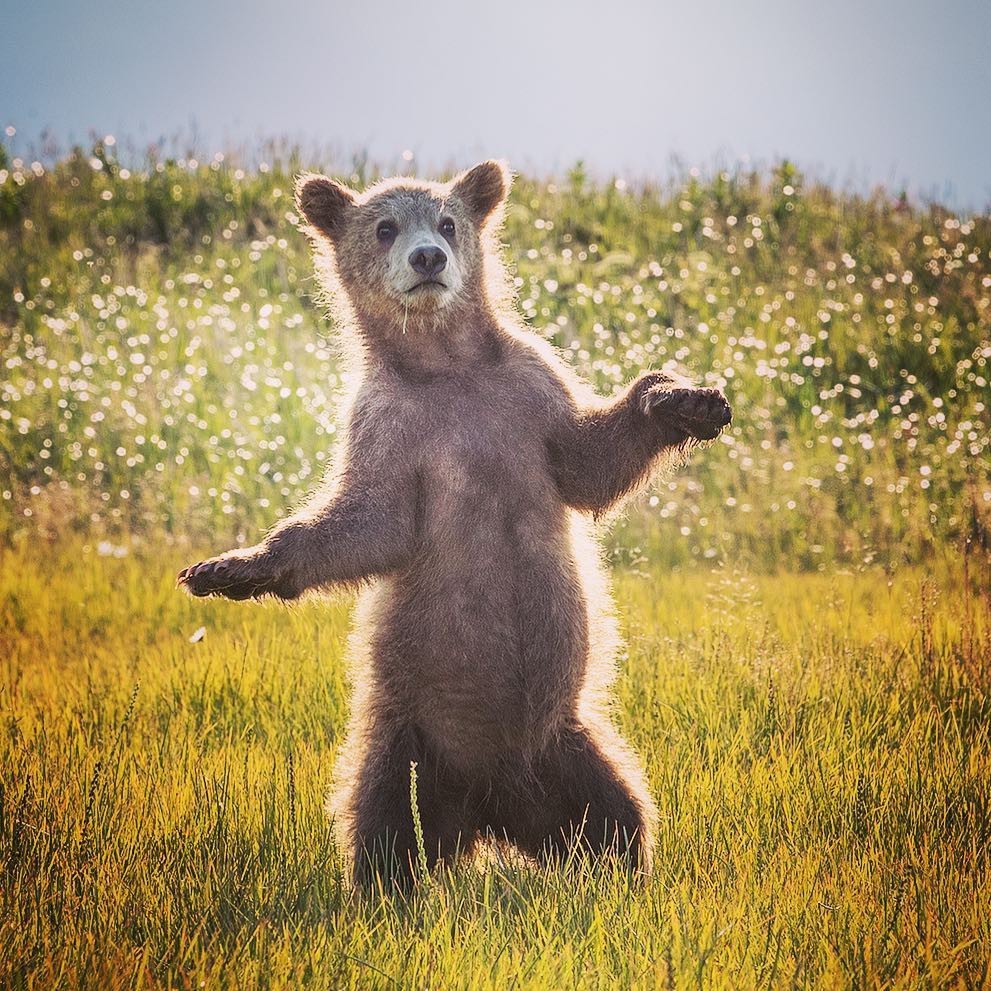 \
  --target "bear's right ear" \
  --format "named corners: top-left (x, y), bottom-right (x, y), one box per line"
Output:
top-left (295, 173), bottom-right (356, 241)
